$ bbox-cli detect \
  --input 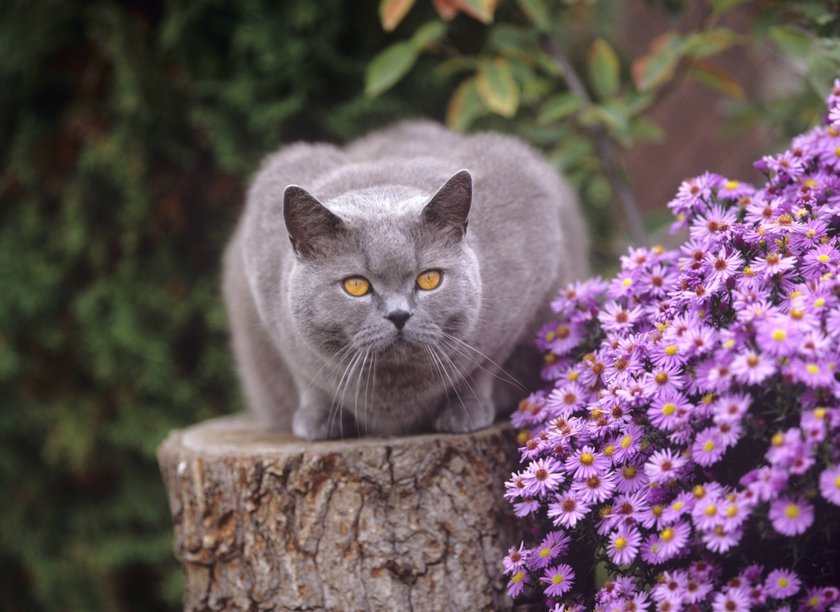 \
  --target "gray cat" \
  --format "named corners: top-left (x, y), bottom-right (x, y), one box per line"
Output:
top-left (222, 121), bottom-right (587, 439)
